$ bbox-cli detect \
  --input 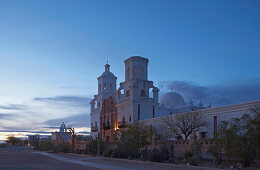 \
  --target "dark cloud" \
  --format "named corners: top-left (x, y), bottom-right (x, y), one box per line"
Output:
top-left (0, 113), bottom-right (13, 118)
top-left (34, 96), bottom-right (91, 107)
top-left (0, 104), bottom-right (27, 110)
top-left (159, 78), bottom-right (260, 106)
top-left (42, 126), bottom-right (60, 129)
top-left (44, 113), bottom-right (91, 128)
top-left (0, 130), bottom-right (51, 134)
